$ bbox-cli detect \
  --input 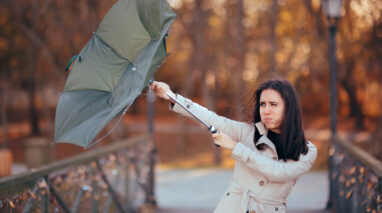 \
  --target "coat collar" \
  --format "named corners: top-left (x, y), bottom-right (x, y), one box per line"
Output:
top-left (255, 122), bottom-right (267, 135)
top-left (255, 122), bottom-right (278, 157)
